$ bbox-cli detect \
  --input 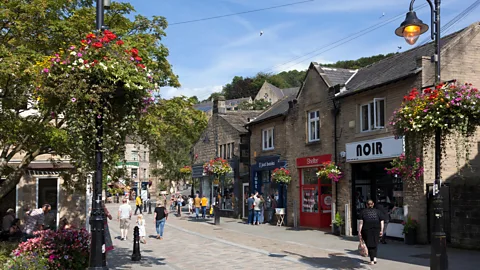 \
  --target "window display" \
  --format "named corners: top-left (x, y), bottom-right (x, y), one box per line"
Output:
top-left (302, 187), bottom-right (318, 213)
top-left (302, 168), bottom-right (318, 185)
